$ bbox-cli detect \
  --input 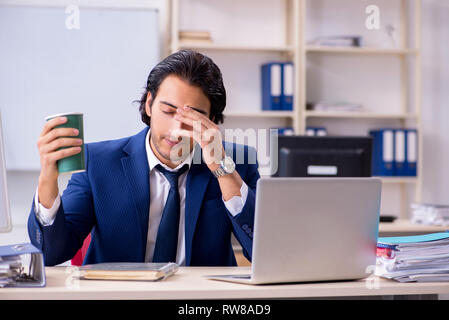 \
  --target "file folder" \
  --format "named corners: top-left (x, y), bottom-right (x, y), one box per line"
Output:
top-left (276, 127), bottom-right (294, 136)
top-left (281, 62), bottom-right (294, 111)
top-left (405, 129), bottom-right (418, 176)
top-left (370, 129), bottom-right (394, 176)
top-left (0, 243), bottom-right (46, 287)
top-left (306, 126), bottom-right (327, 136)
top-left (261, 62), bottom-right (282, 110)
top-left (394, 129), bottom-right (407, 176)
